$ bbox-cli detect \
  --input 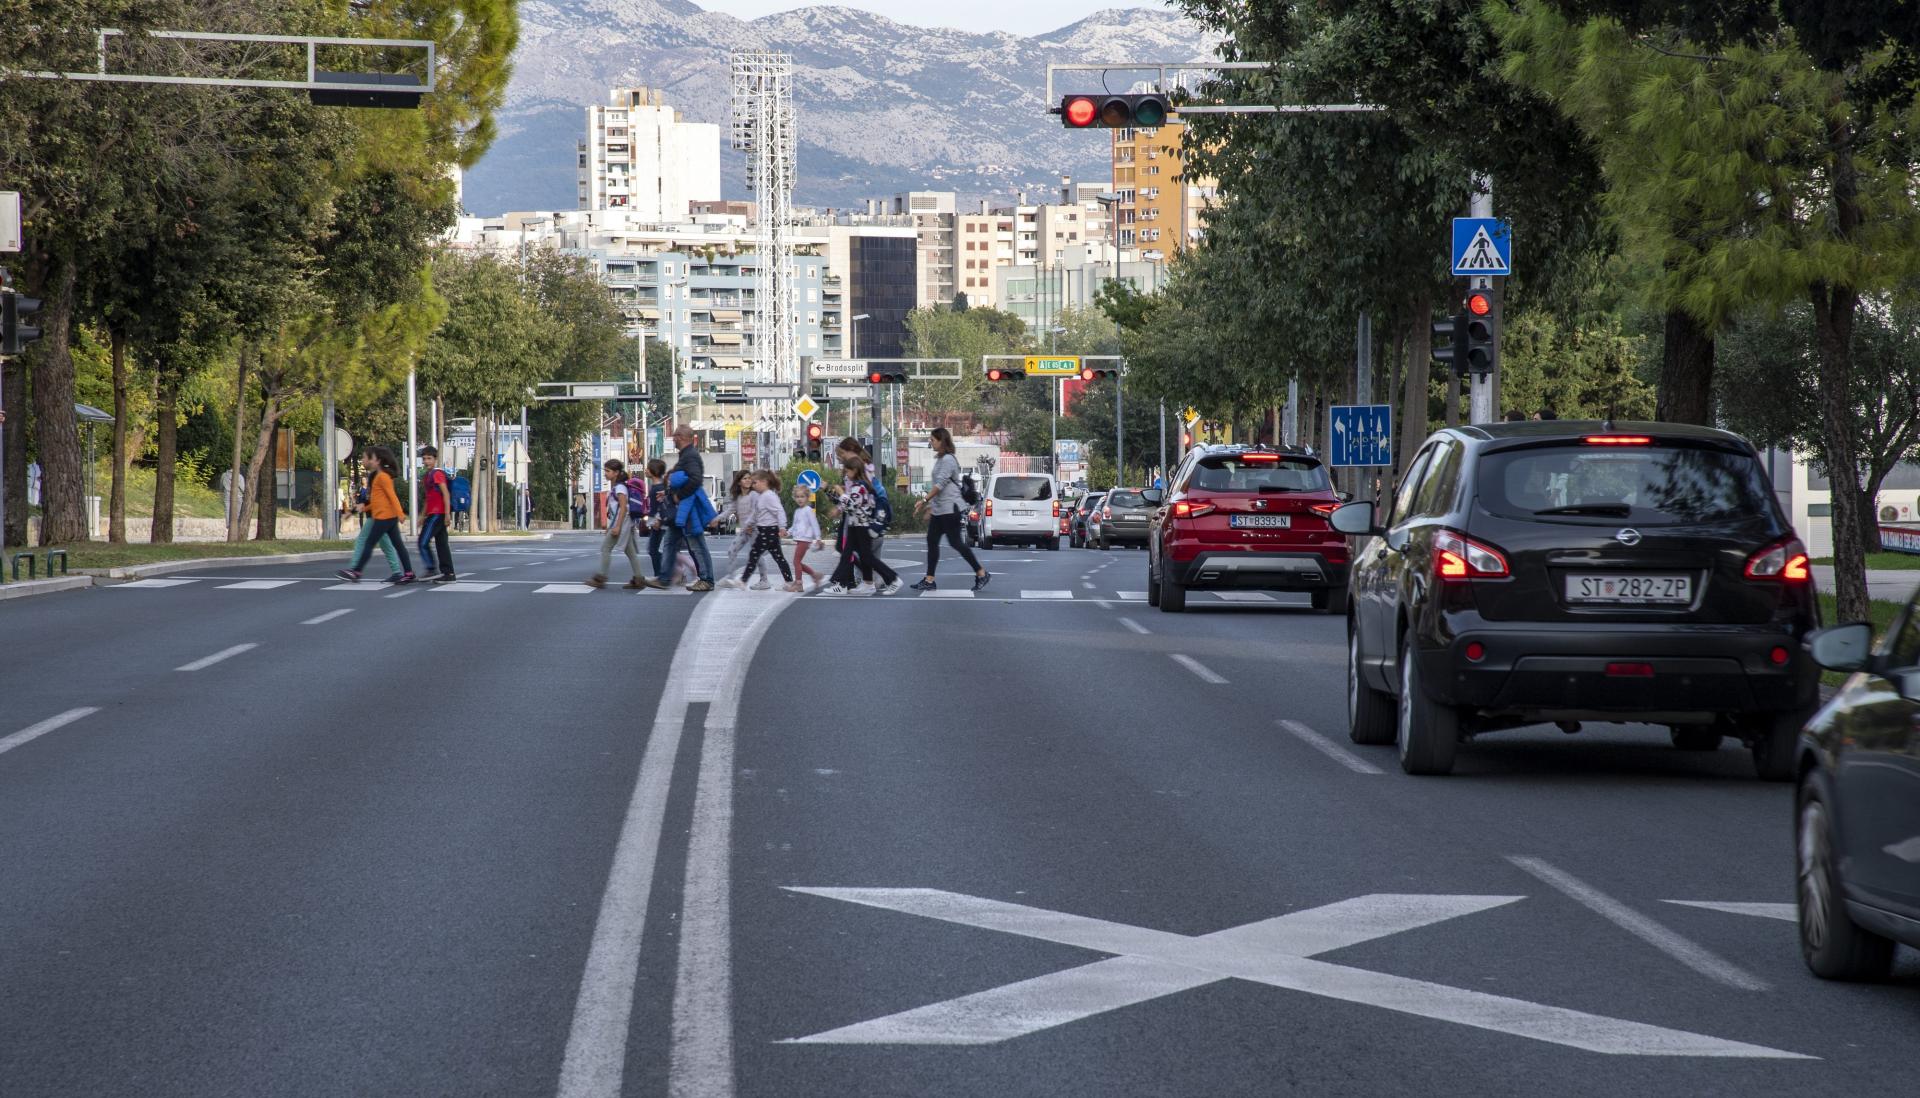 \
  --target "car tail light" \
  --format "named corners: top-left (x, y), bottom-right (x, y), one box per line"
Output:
top-left (1465, 642), bottom-right (1486, 662)
top-left (1584, 435), bottom-right (1652, 445)
top-left (1606, 662), bottom-right (1655, 677)
top-left (1769, 646), bottom-right (1790, 666)
top-left (1744, 539), bottom-right (1810, 582)
top-left (984, 500), bottom-right (993, 517)
top-left (1433, 530), bottom-right (1509, 580)
top-left (1172, 500), bottom-right (1216, 519)
top-left (1308, 502), bottom-right (1337, 518)
top-left (1052, 500), bottom-right (1061, 517)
